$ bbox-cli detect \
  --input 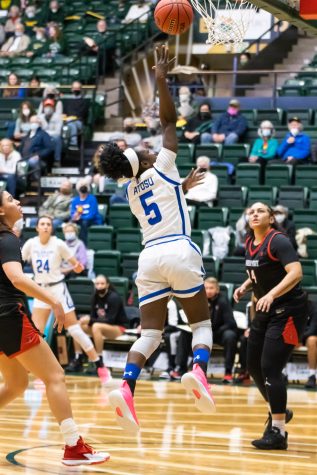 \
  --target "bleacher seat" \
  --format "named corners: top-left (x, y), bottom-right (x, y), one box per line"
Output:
top-left (221, 257), bottom-right (246, 285)
top-left (68, 277), bottom-right (94, 314)
top-left (247, 186), bottom-right (276, 206)
top-left (108, 204), bottom-right (136, 228)
top-left (195, 144), bottom-right (222, 161)
top-left (309, 187), bottom-right (317, 209)
top-left (222, 144), bottom-right (250, 166)
top-left (295, 165), bottom-right (317, 188)
top-left (265, 164), bottom-right (293, 186)
top-left (235, 163), bottom-right (261, 186)
top-left (109, 276), bottom-right (129, 302)
top-left (219, 282), bottom-right (234, 302)
top-left (197, 207), bottom-right (227, 229)
top-left (94, 250), bottom-right (121, 276)
top-left (253, 108), bottom-right (283, 126)
top-left (277, 186), bottom-right (307, 209)
top-left (191, 229), bottom-right (205, 250)
top-left (87, 225), bottom-right (113, 251)
top-left (203, 256), bottom-right (220, 278)
top-left (217, 185), bottom-right (246, 207)
top-left (177, 143), bottom-right (195, 162)
top-left (306, 235), bottom-right (317, 259)
top-left (177, 162), bottom-right (194, 177)
top-left (211, 164), bottom-right (230, 185)
top-left (279, 79), bottom-right (306, 96)
top-left (293, 209), bottom-right (317, 231)
top-left (228, 208), bottom-right (244, 227)
top-left (284, 109), bottom-right (314, 126)
top-left (115, 228), bottom-right (143, 253)
top-left (300, 260), bottom-right (317, 287)
top-left (121, 252), bottom-right (139, 280)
